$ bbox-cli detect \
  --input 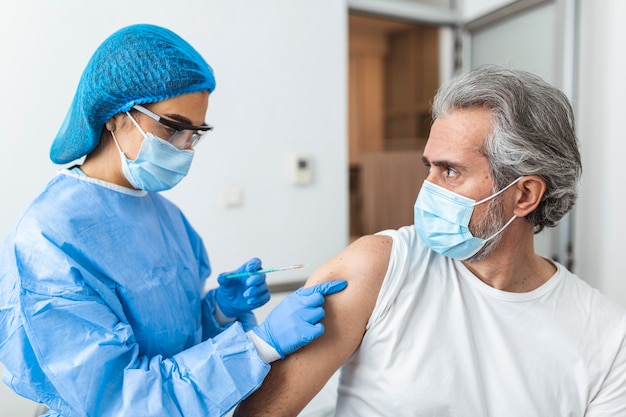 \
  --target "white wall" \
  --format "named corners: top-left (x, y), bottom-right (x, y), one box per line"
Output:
top-left (575, 0), bottom-right (626, 306)
top-left (0, 0), bottom-right (348, 415)
top-left (0, 0), bottom-right (349, 282)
